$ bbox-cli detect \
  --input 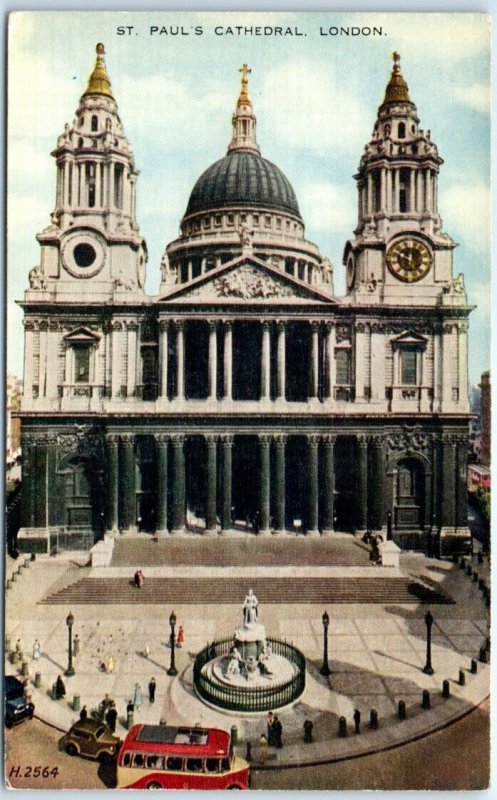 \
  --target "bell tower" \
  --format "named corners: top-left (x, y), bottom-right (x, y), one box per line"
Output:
top-left (32, 44), bottom-right (147, 300)
top-left (343, 53), bottom-right (464, 307)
